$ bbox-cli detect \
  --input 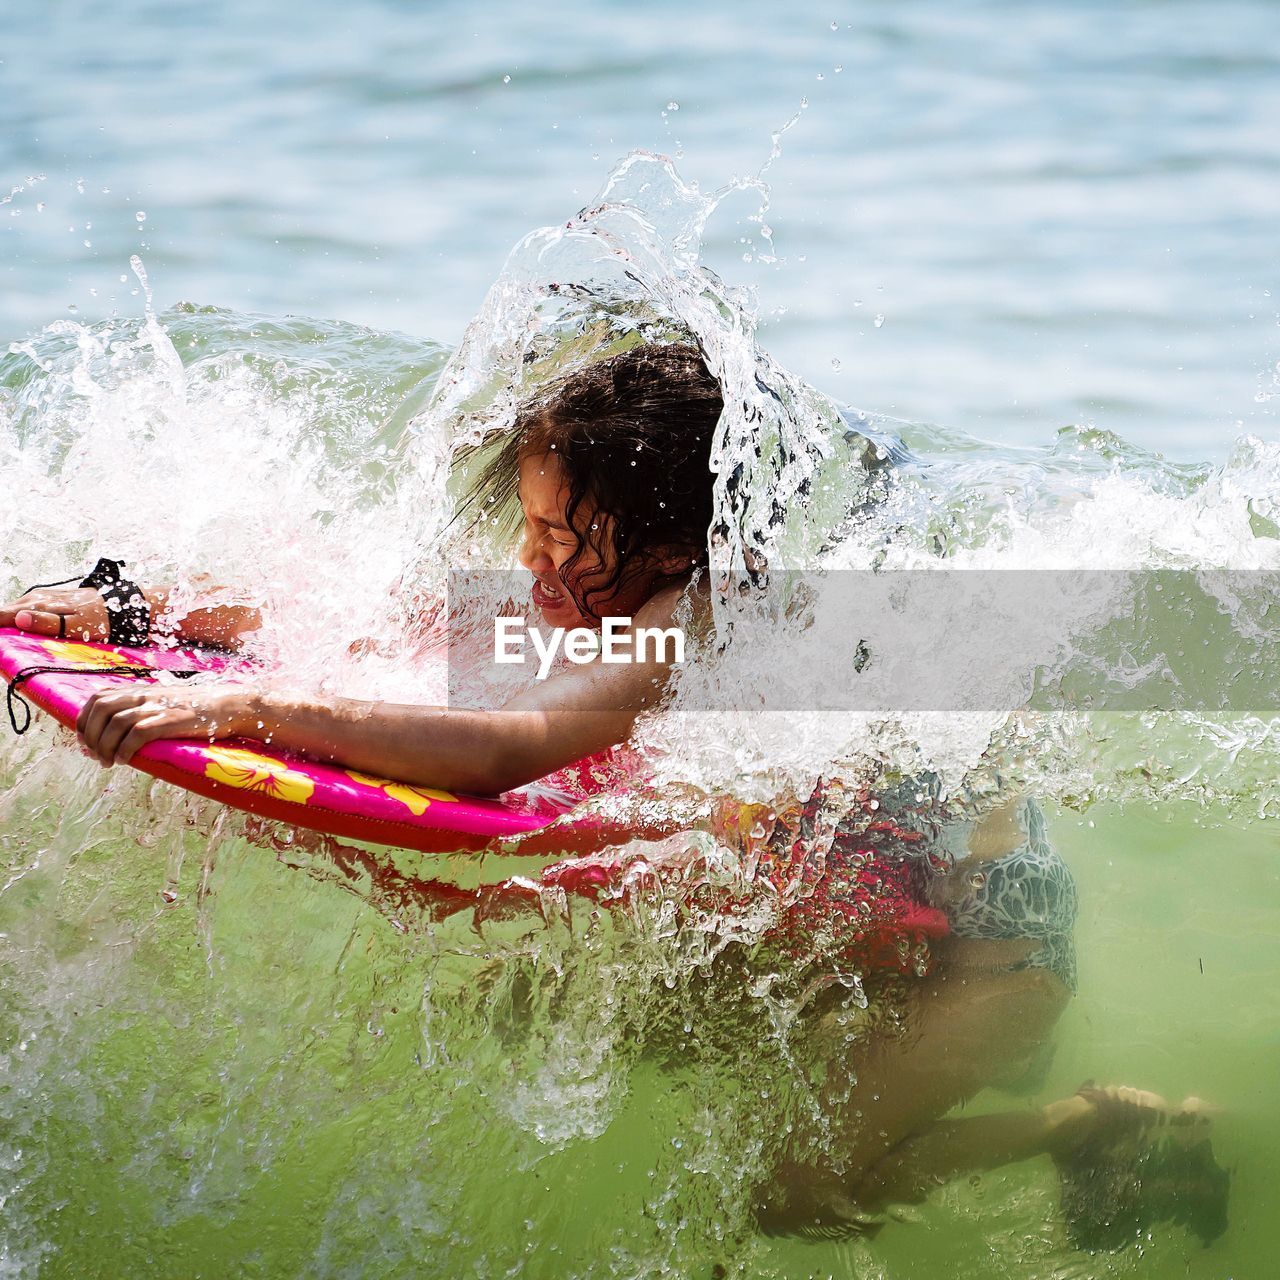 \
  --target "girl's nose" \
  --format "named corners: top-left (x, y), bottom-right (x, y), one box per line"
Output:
top-left (518, 531), bottom-right (551, 572)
